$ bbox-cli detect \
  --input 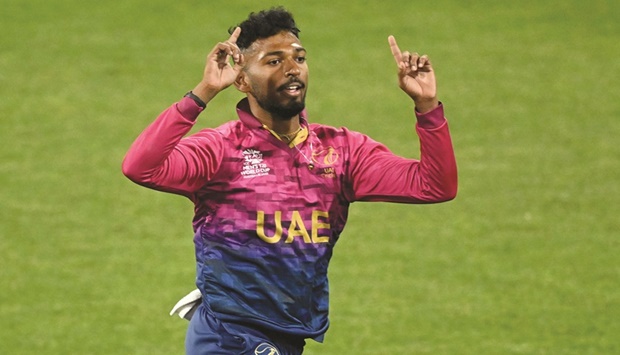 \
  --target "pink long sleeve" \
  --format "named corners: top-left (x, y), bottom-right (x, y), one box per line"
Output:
top-left (122, 97), bottom-right (222, 197)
